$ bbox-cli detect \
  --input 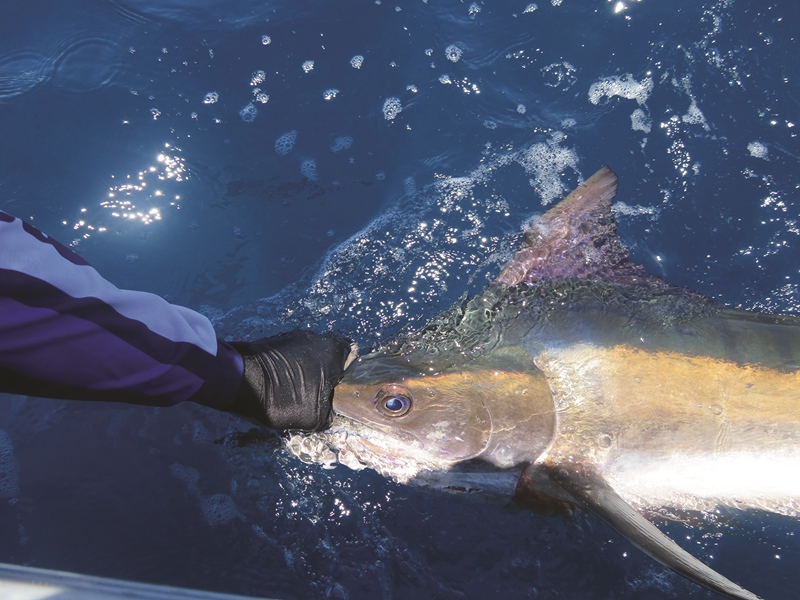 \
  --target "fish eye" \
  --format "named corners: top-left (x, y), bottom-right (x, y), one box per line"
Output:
top-left (374, 384), bottom-right (413, 418)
